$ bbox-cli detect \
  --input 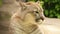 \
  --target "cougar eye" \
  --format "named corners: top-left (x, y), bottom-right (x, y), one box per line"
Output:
top-left (36, 11), bottom-right (39, 13)
top-left (34, 11), bottom-right (39, 13)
